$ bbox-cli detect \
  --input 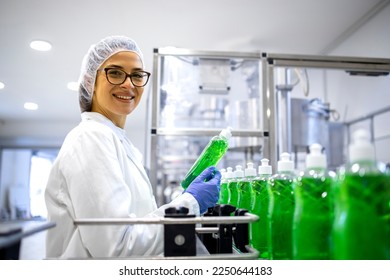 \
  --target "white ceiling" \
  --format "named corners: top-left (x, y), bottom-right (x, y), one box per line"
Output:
top-left (0, 0), bottom-right (388, 144)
